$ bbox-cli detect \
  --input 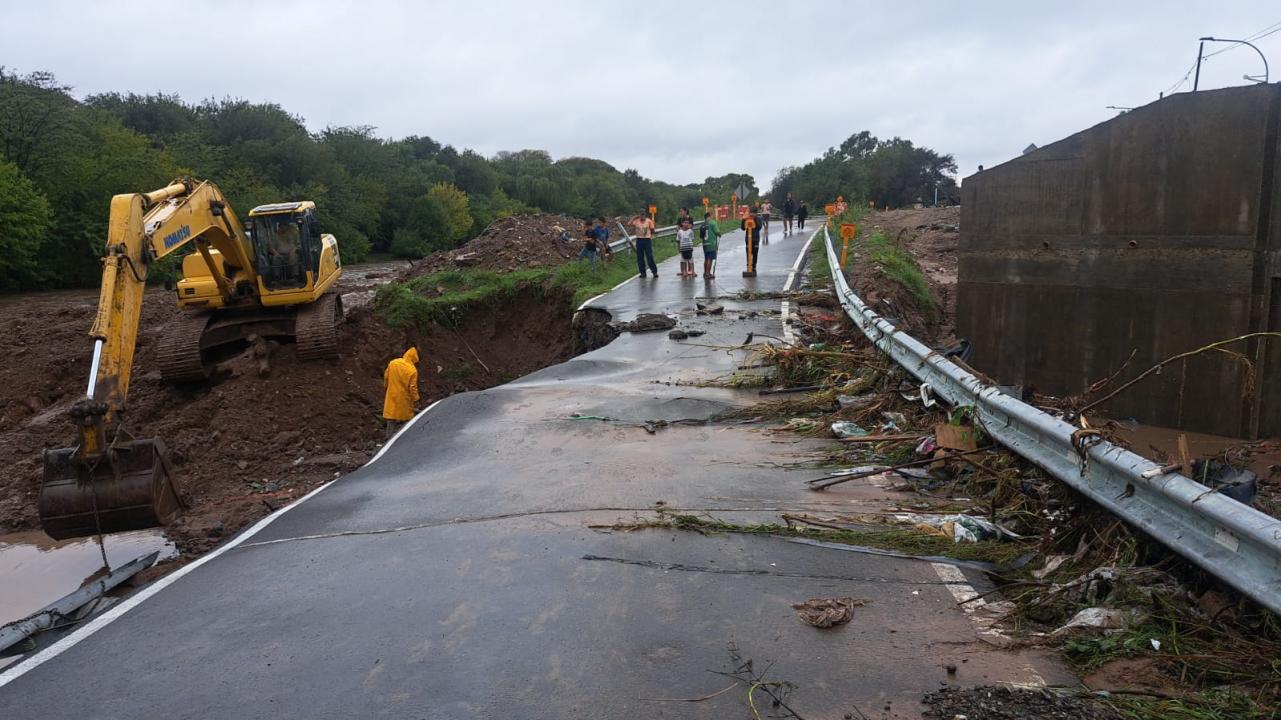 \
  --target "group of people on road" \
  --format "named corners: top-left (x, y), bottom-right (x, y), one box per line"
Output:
top-left (384, 195), bottom-right (814, 436)
top-left (781, 192), bottom-right (809, 236)
top-left (621, 196), bottom-right (808, 280)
